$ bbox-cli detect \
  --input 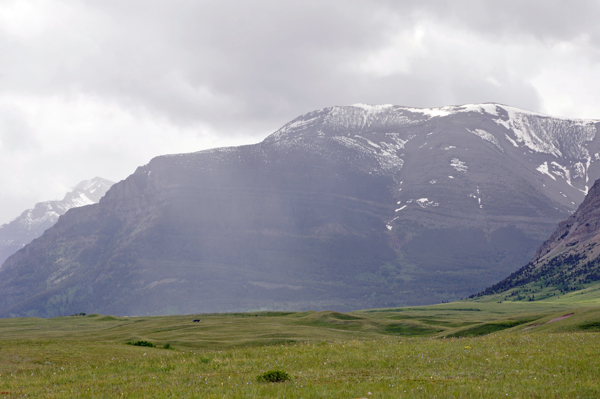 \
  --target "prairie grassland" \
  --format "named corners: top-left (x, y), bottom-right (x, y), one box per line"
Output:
top-left (1, 334), bottom-right (600, 398)
top-left (1, 301), bottom-right (600, 397)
